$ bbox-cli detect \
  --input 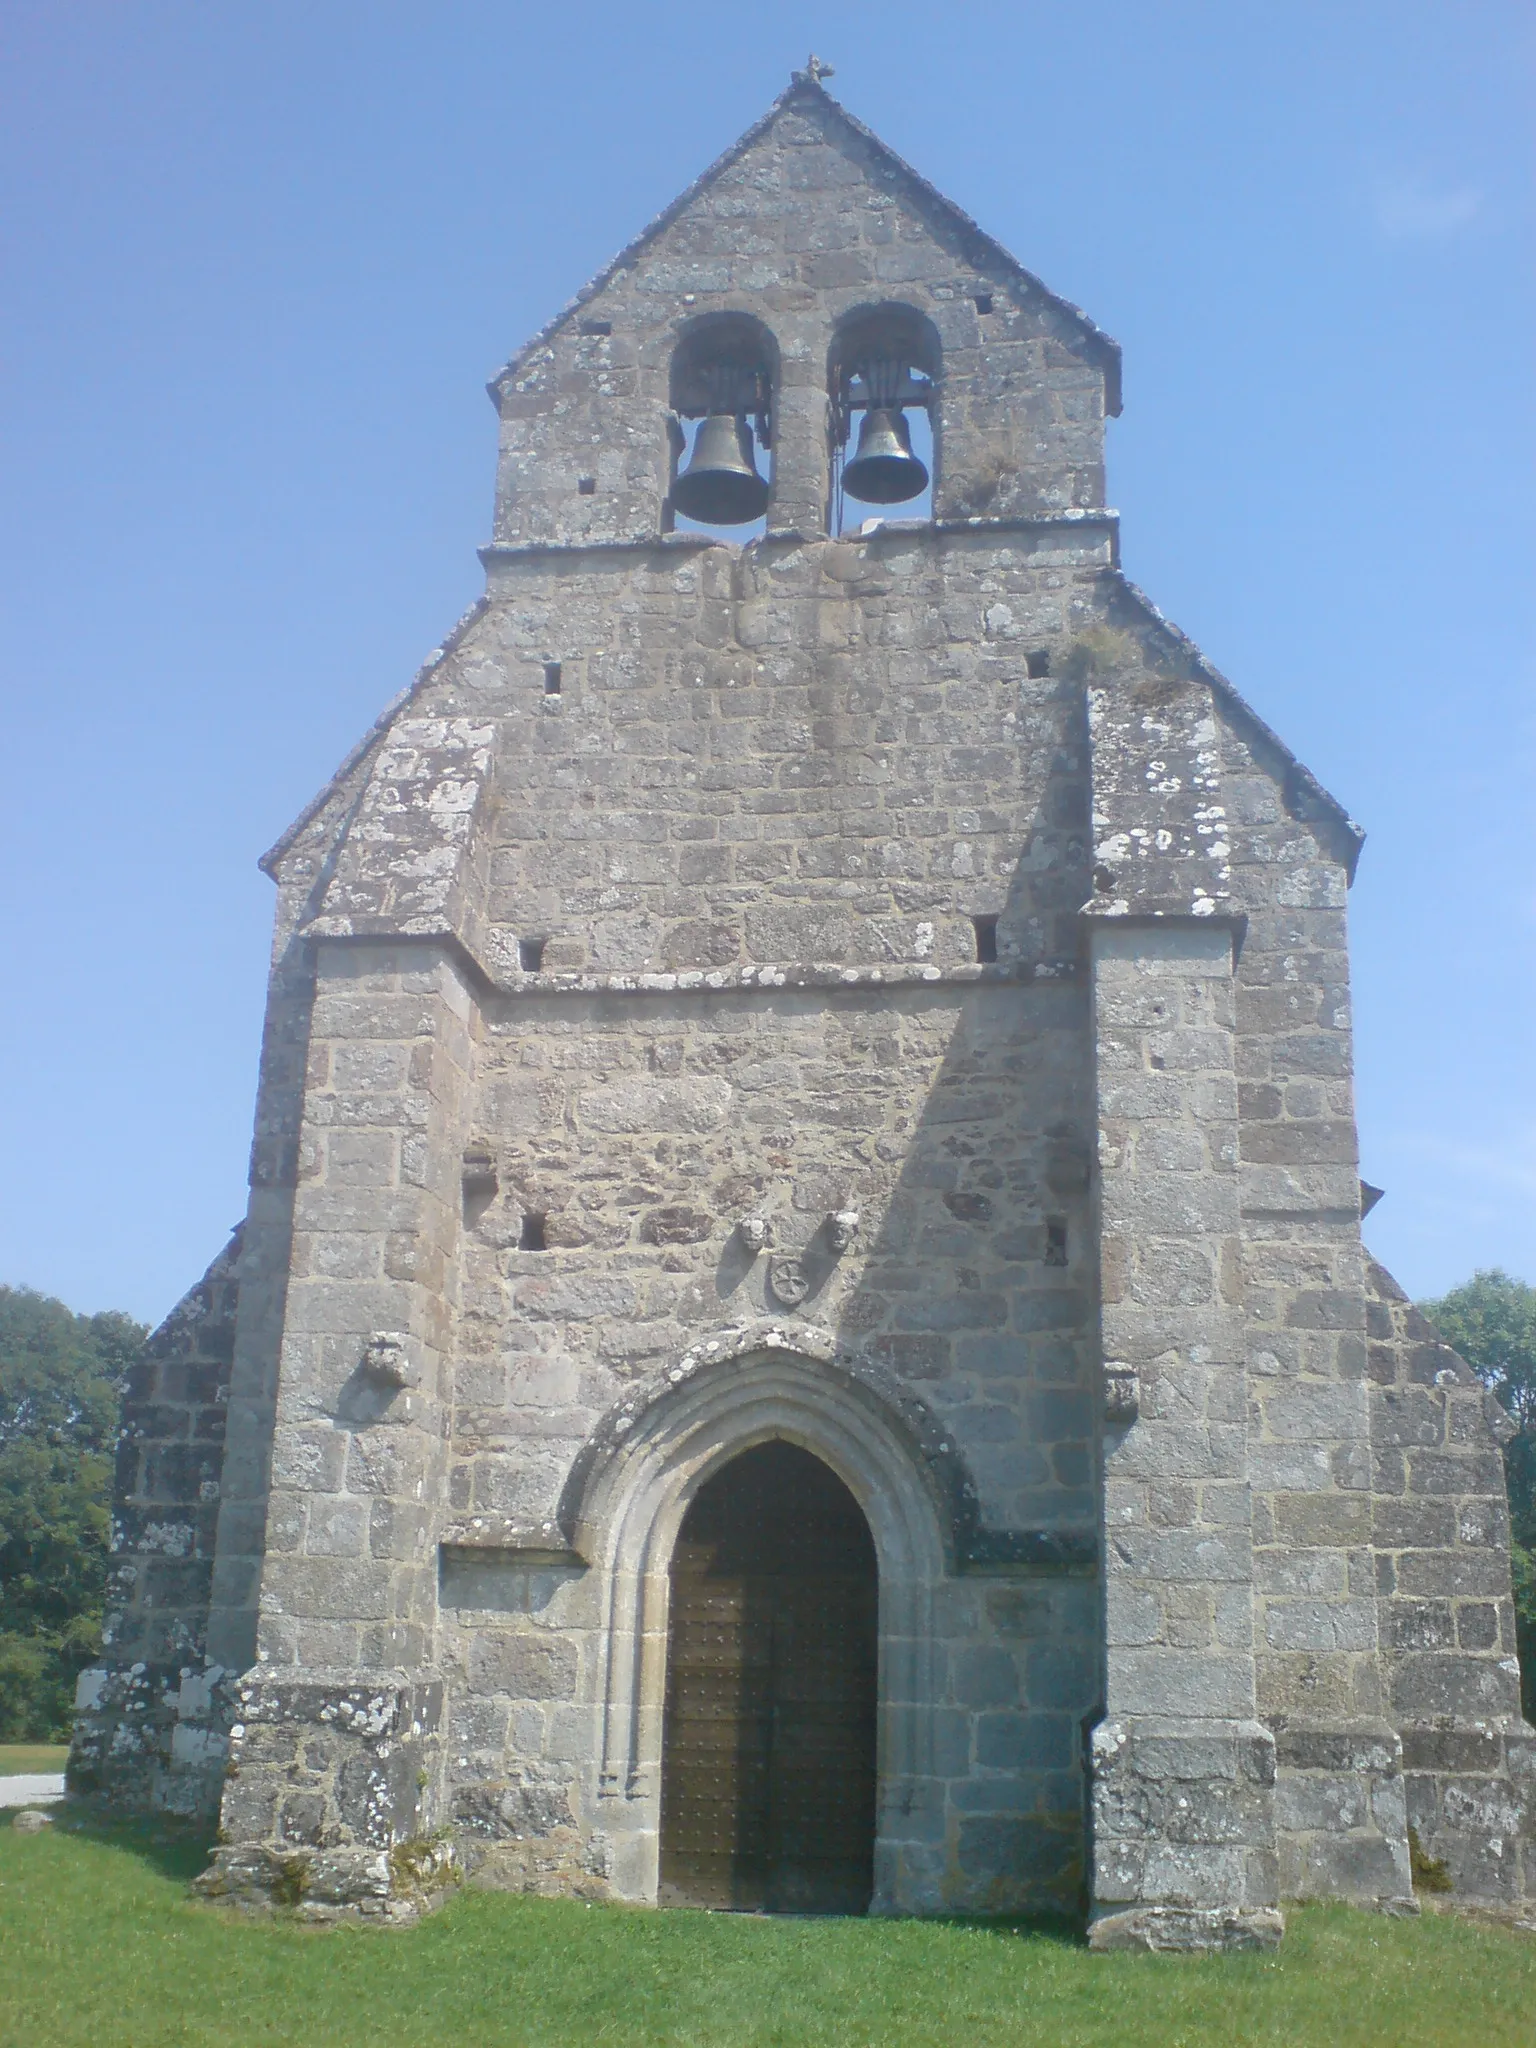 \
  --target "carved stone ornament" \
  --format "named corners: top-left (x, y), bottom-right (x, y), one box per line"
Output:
top-left (361, 1332), bottom-right (420, 1390)
top-left (829, 1210), bottom-right (861, 1253)
top-left (766, 1256), bottom-right (811, 1308)
top-left (737, 1217), bottom-right (770, 1254)
top-left (1103, 1363), bottom-right (1140, 1425)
